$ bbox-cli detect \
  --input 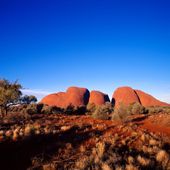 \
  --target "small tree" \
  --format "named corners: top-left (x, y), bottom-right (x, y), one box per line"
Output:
top-left (0, 79), bottom-right (22, 116)
top-left (20, 95), bottom-right (37, 104)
